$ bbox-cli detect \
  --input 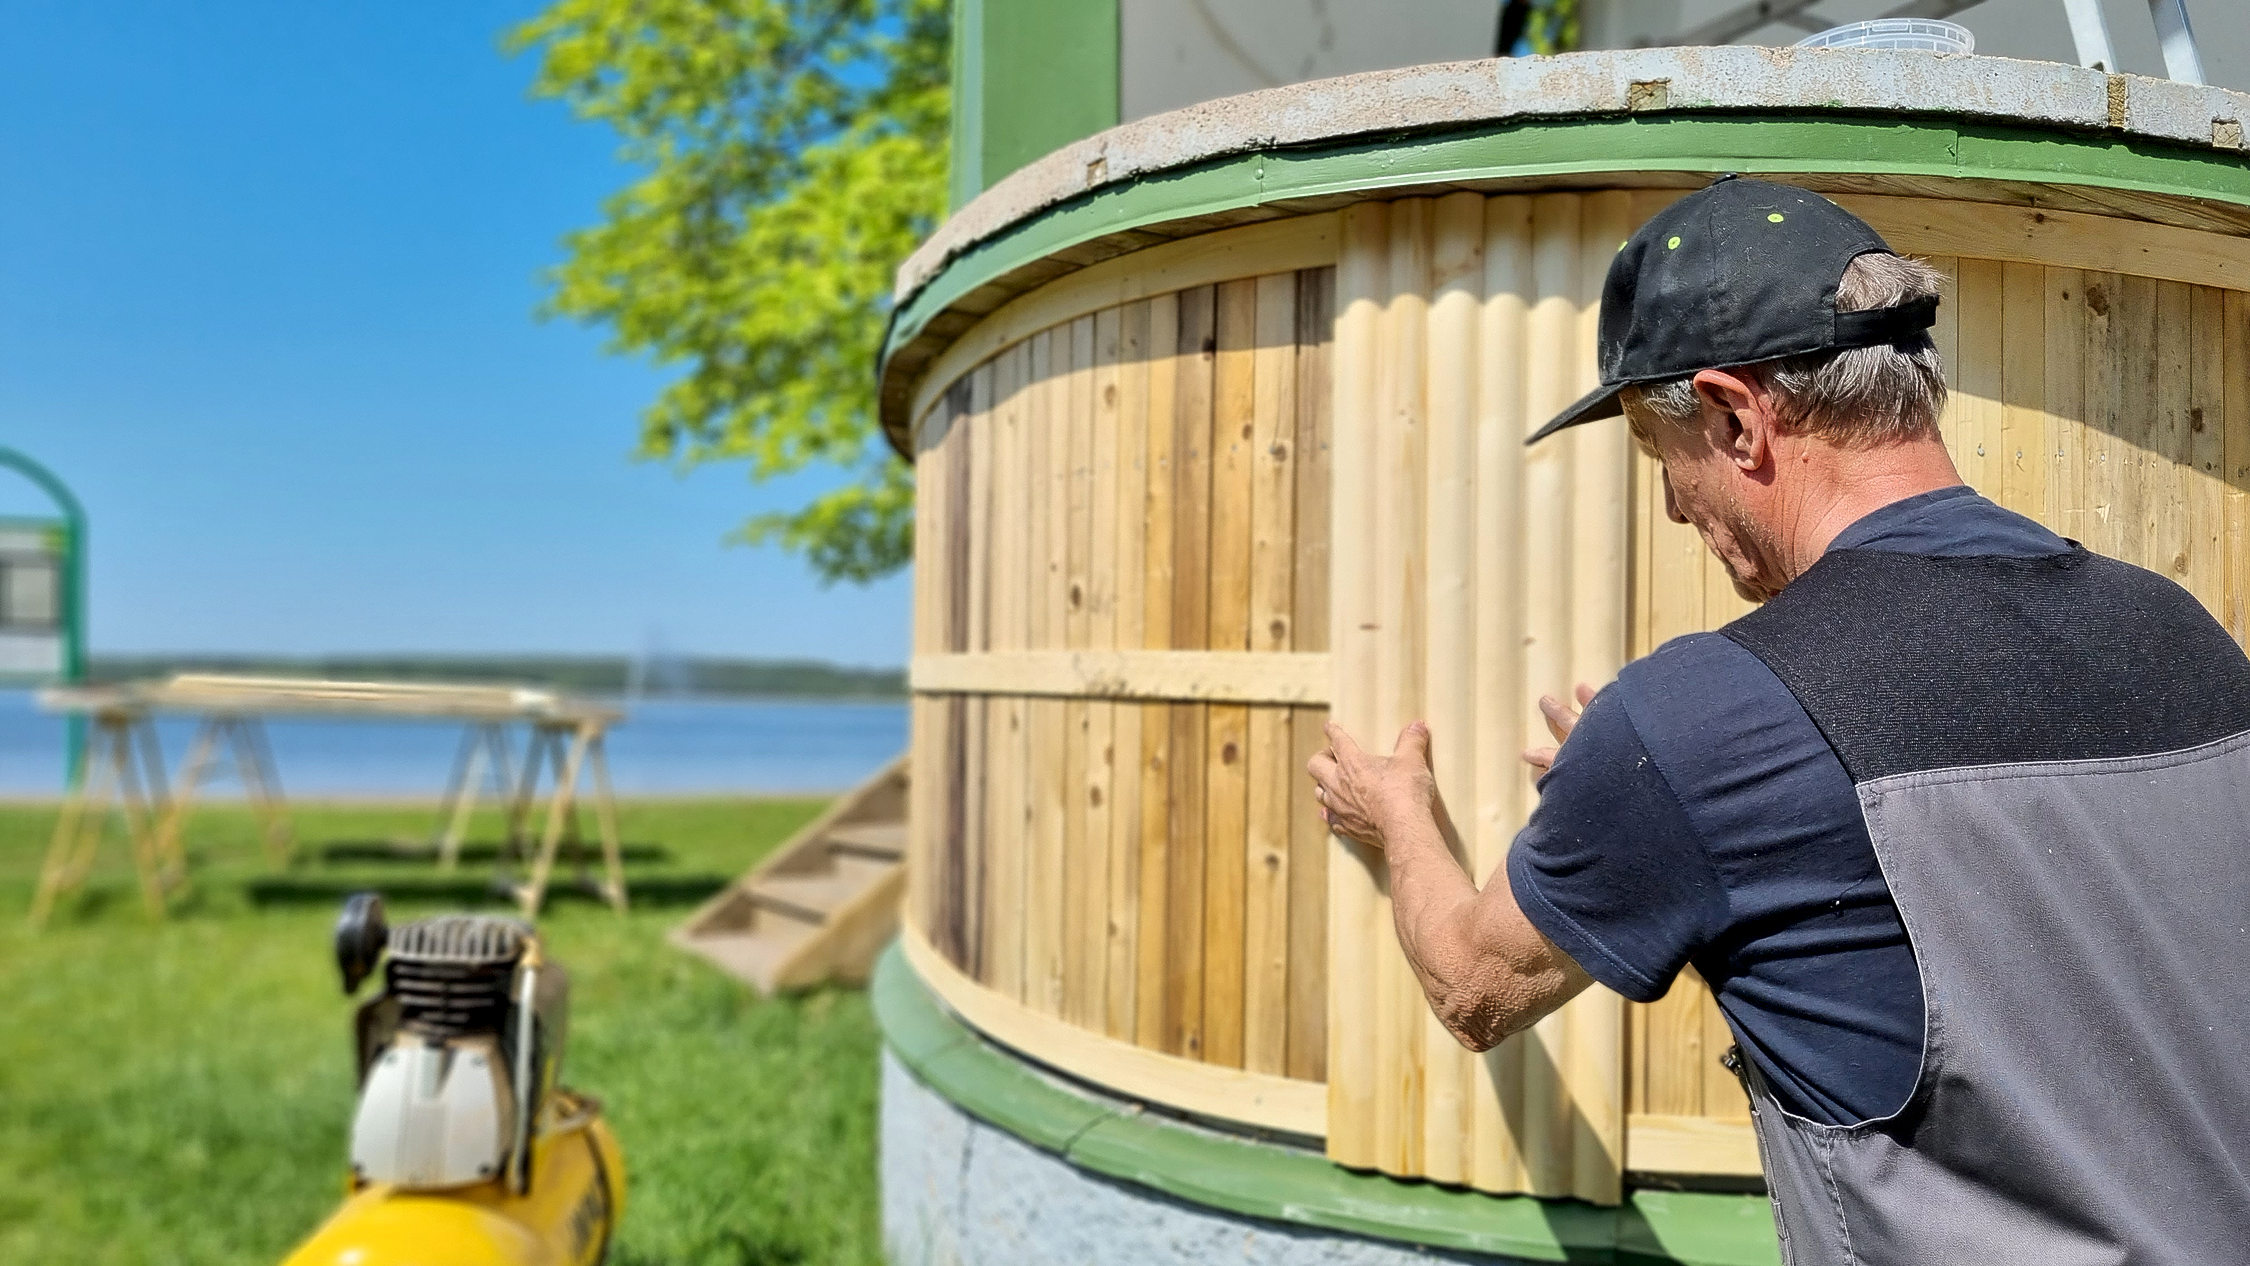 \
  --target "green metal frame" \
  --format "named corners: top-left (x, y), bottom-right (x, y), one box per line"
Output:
top-left (887, 109), bottom-right (2250, 400)
top-left (948, 0), bottom-right (1120, 210)
top-left (873, 943), bottom-right (1782, 1265)
top-left (0, 448), bottom-right (88, 784)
